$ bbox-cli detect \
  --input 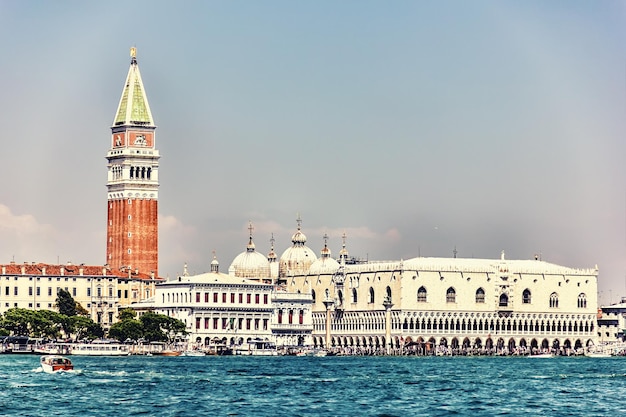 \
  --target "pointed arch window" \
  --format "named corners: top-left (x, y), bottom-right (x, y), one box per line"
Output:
top-left (417, 286), bottom-right (427, 302)
top-left (475, 288), bottom-right (485, 303)
top-left (549, 292), bottom-right (559, 308)
top-left (386, 286), bottom-right (392, 303)
top-left (369, 287), bottom-right (375, 304)
top-left (577, 293), bottom-right (587, 308)
top-left (499, 293), bottom-right (509, 307)
top-left (311, 289), bottom-right (316, 304)
top-left (522, 289), bottom-right (531, 304)
top-left (352, 288), bottom-right (358, 303)
top-left (446, 287), bottom-right (456, 303)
